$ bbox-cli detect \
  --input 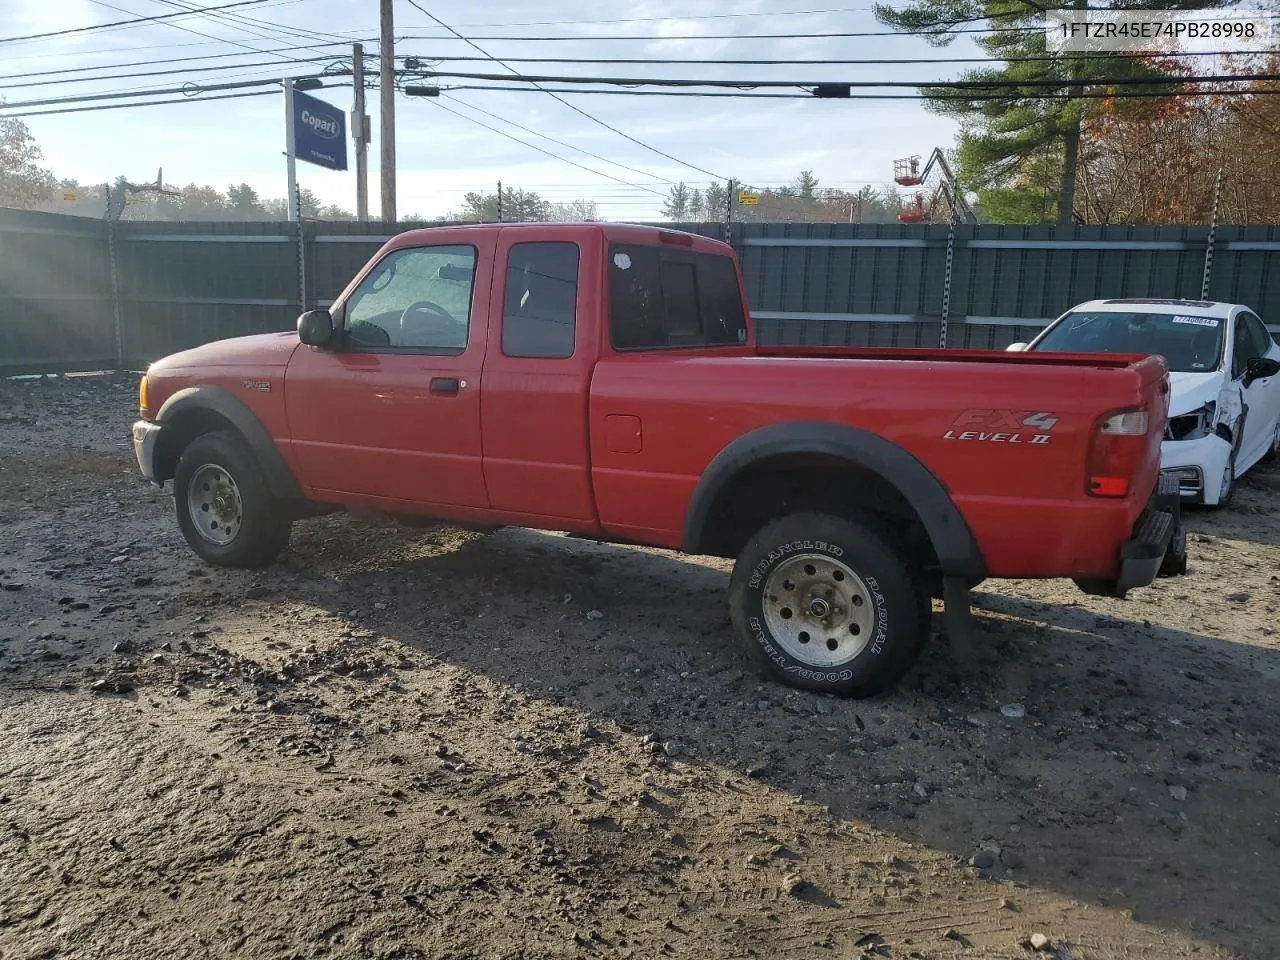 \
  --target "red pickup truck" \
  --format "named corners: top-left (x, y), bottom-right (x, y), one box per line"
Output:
top-left (132, 223), bottom-right (1186, 697)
